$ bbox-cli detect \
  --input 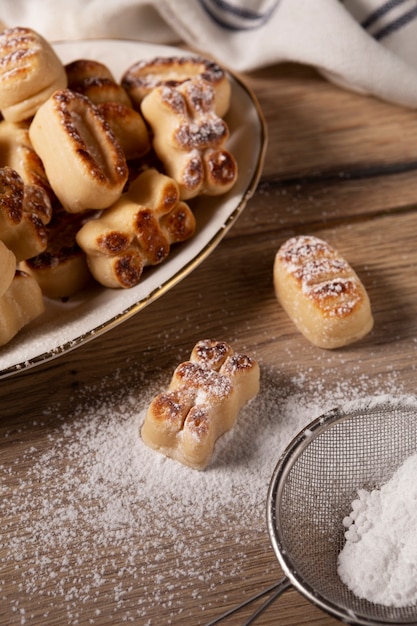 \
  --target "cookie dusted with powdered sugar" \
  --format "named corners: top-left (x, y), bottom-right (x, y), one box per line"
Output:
top-left (122, 55), bottom-right (231, 118)
top-left (141, 339), bottom-right (260, 470)
top-left (65, 59), bottom-right (132, 107)
top-left (0, 27), bottom-right (67, 122)
top-left (273, 235), bottom-right (373, 349)
top-left (140, 77), bottom-right (237, 200)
